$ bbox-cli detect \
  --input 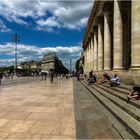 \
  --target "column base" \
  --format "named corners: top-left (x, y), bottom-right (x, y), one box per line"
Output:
top-left (104, 68), bottom-right (111, 71)
top-left (113, 67), bottom-right (124, 71)
top-left (130, 65), bottom-right (140, 70)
